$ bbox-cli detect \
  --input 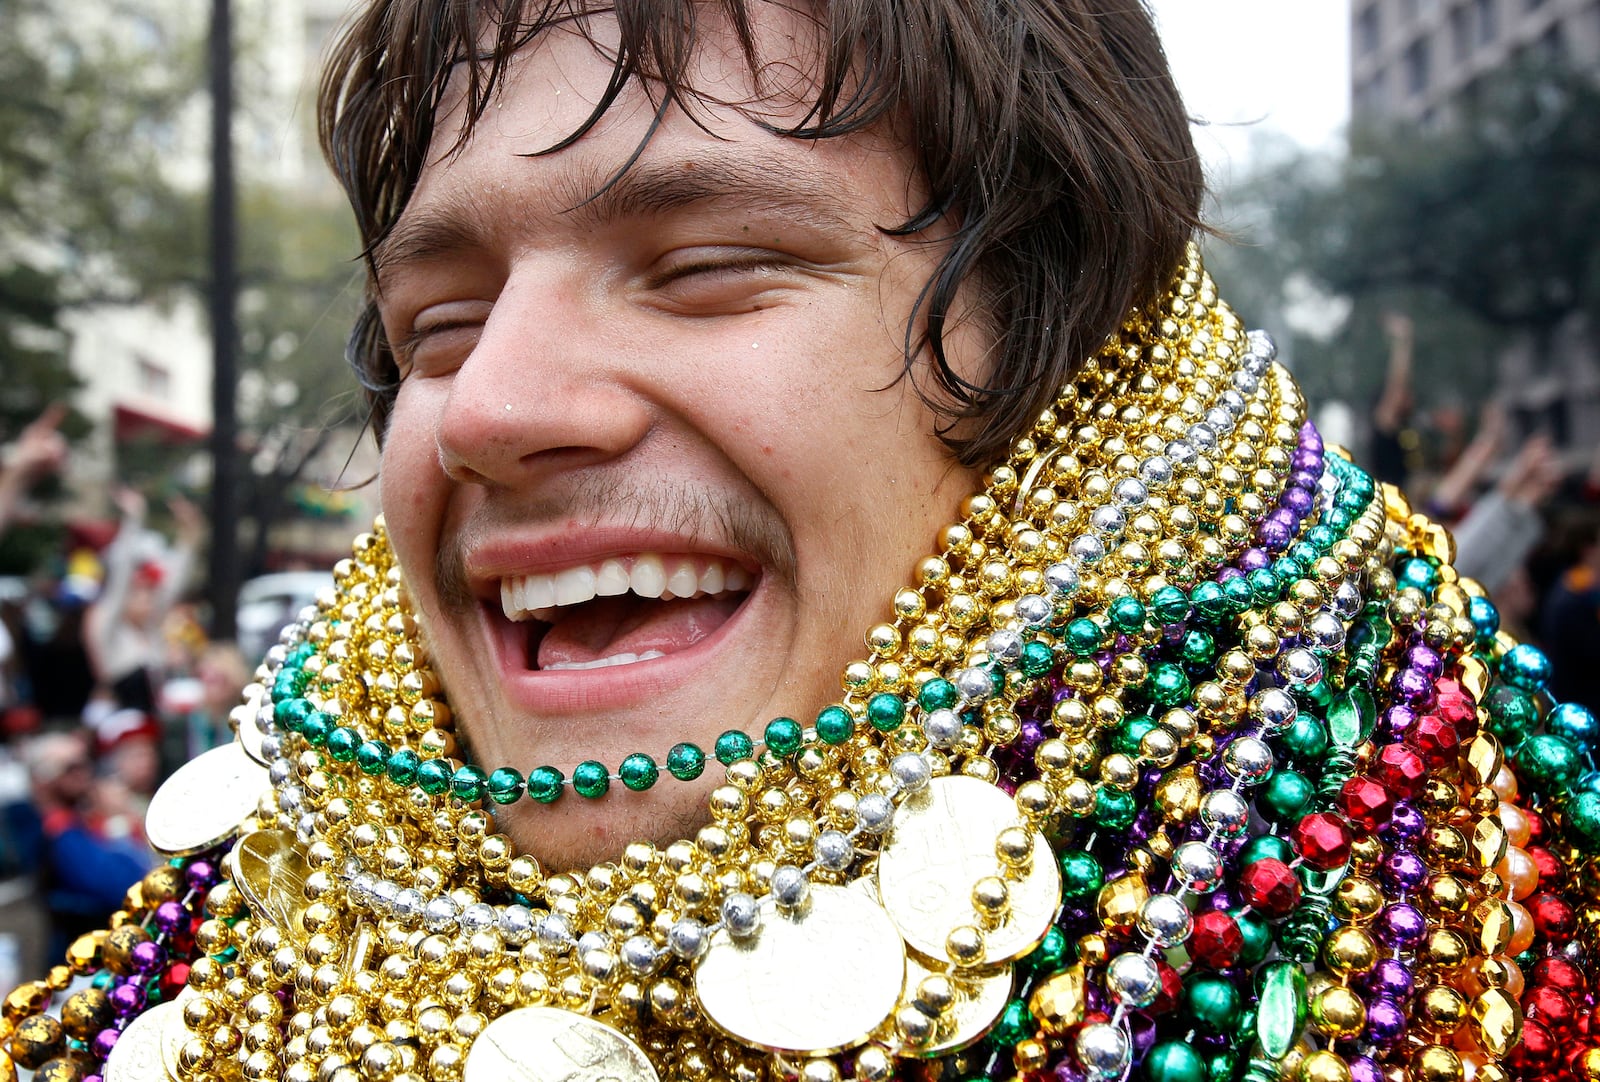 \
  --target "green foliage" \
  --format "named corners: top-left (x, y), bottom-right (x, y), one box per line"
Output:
top-left (1209, 60), bottom-right (1600, 410)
